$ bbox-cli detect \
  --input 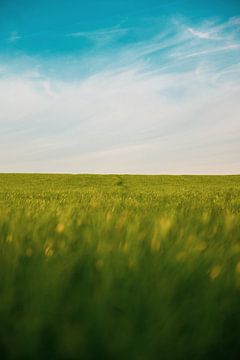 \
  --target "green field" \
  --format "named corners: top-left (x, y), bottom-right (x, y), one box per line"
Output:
top-left (1, 174), bottom-right (240, 359)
